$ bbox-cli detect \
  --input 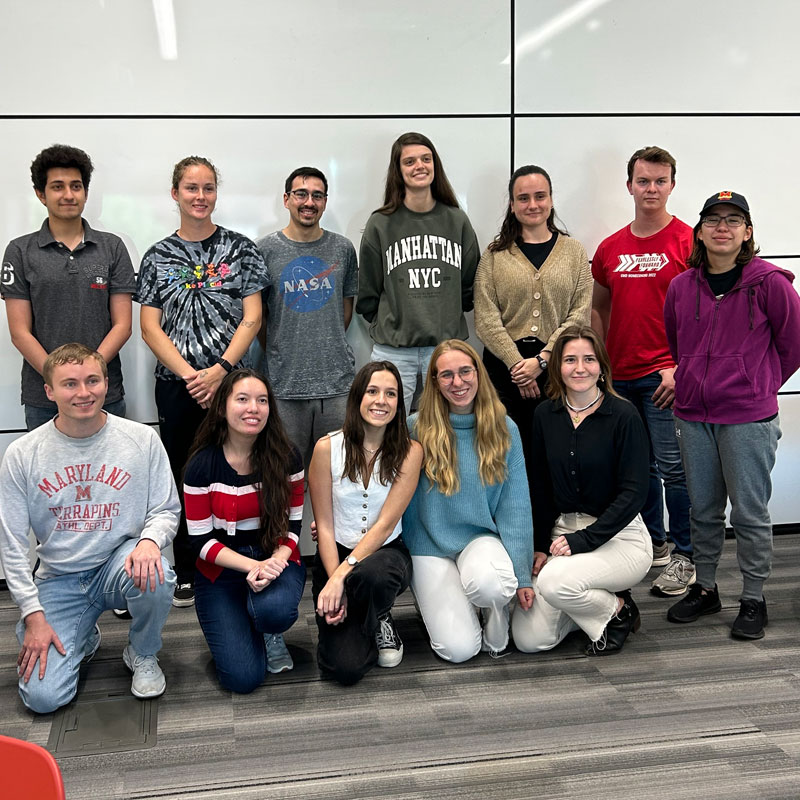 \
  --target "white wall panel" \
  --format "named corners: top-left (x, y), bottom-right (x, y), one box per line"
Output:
top-left (1, 1), bottom-right (510, 116)
top-left (515, 1), bottom-right (800, 113)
